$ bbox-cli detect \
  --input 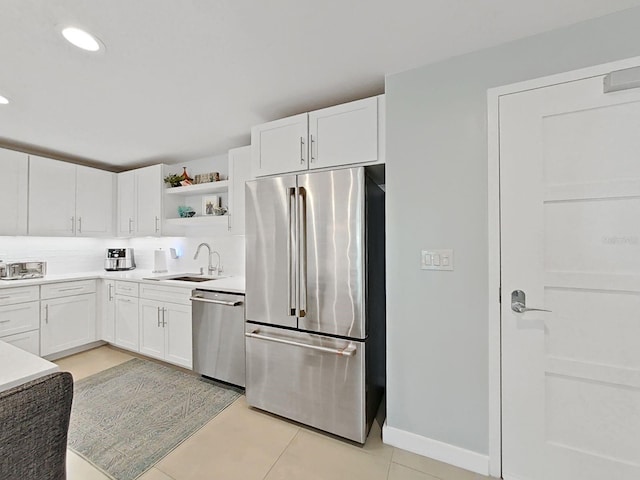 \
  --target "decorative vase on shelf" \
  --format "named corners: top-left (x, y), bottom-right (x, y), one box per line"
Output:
top-left (180, 167), bottom-right (193, 182)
